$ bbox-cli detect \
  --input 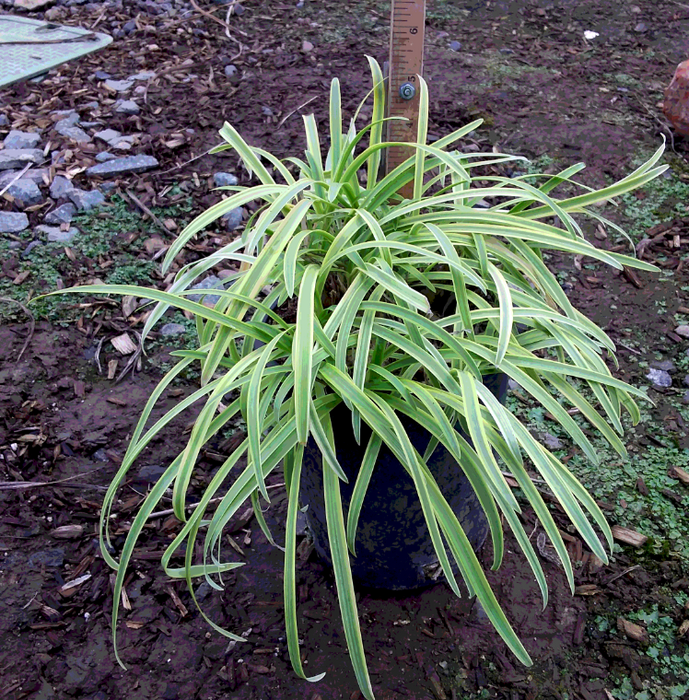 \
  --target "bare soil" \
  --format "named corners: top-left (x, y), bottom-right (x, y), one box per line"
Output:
top-left (1, 1), bottom-right (689, 699)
